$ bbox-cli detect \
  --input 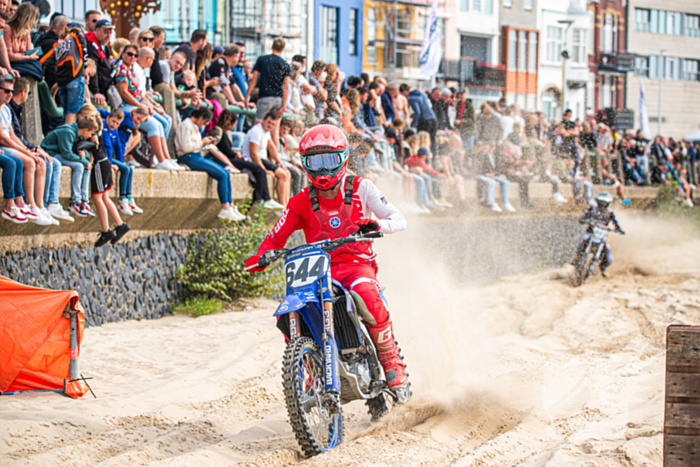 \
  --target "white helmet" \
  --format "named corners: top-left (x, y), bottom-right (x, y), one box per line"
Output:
top-left (596, 191), bottom-right (613, 209)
